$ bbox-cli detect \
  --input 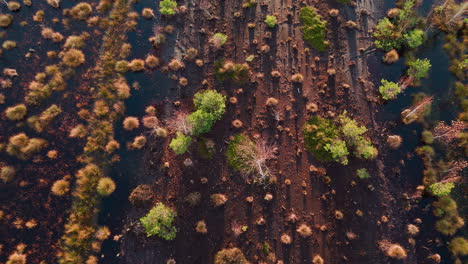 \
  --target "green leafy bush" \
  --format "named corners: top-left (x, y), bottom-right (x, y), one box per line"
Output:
top-left (304, 114), bottom-right (377, 165)
top-left (160, 0), bottom-right (177, 16)
top-left (356, 168), bottom-right (371, 179)
top-left (374, 18), bottom-right (403, 51)
top-left (264, 15), bottom-right (277, 28)
top-left (193, 89), bottom-right (226, 120)
top-left (215, 60), bottom-right (250, 83)
top-left (169, 132), bottom-right (192, 155)
top-left (379, 79), bottom-right (401, 100)
top-left (140, 203), bottom-right (177, 240)
top-left (299, 6), bottom-right (328, 51)
top-left (373, 0), bottom-right (421, 51)
top-left (407, 58), bottom-right (431, 81)
top-left (429, 182), bottom-right (455, 197)
top-left (187, 110), bottom-right (216, 136)
top-left (403, 29), bottom-right (424, 48)
top-left (303, 116), bottom-right (346, 164)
